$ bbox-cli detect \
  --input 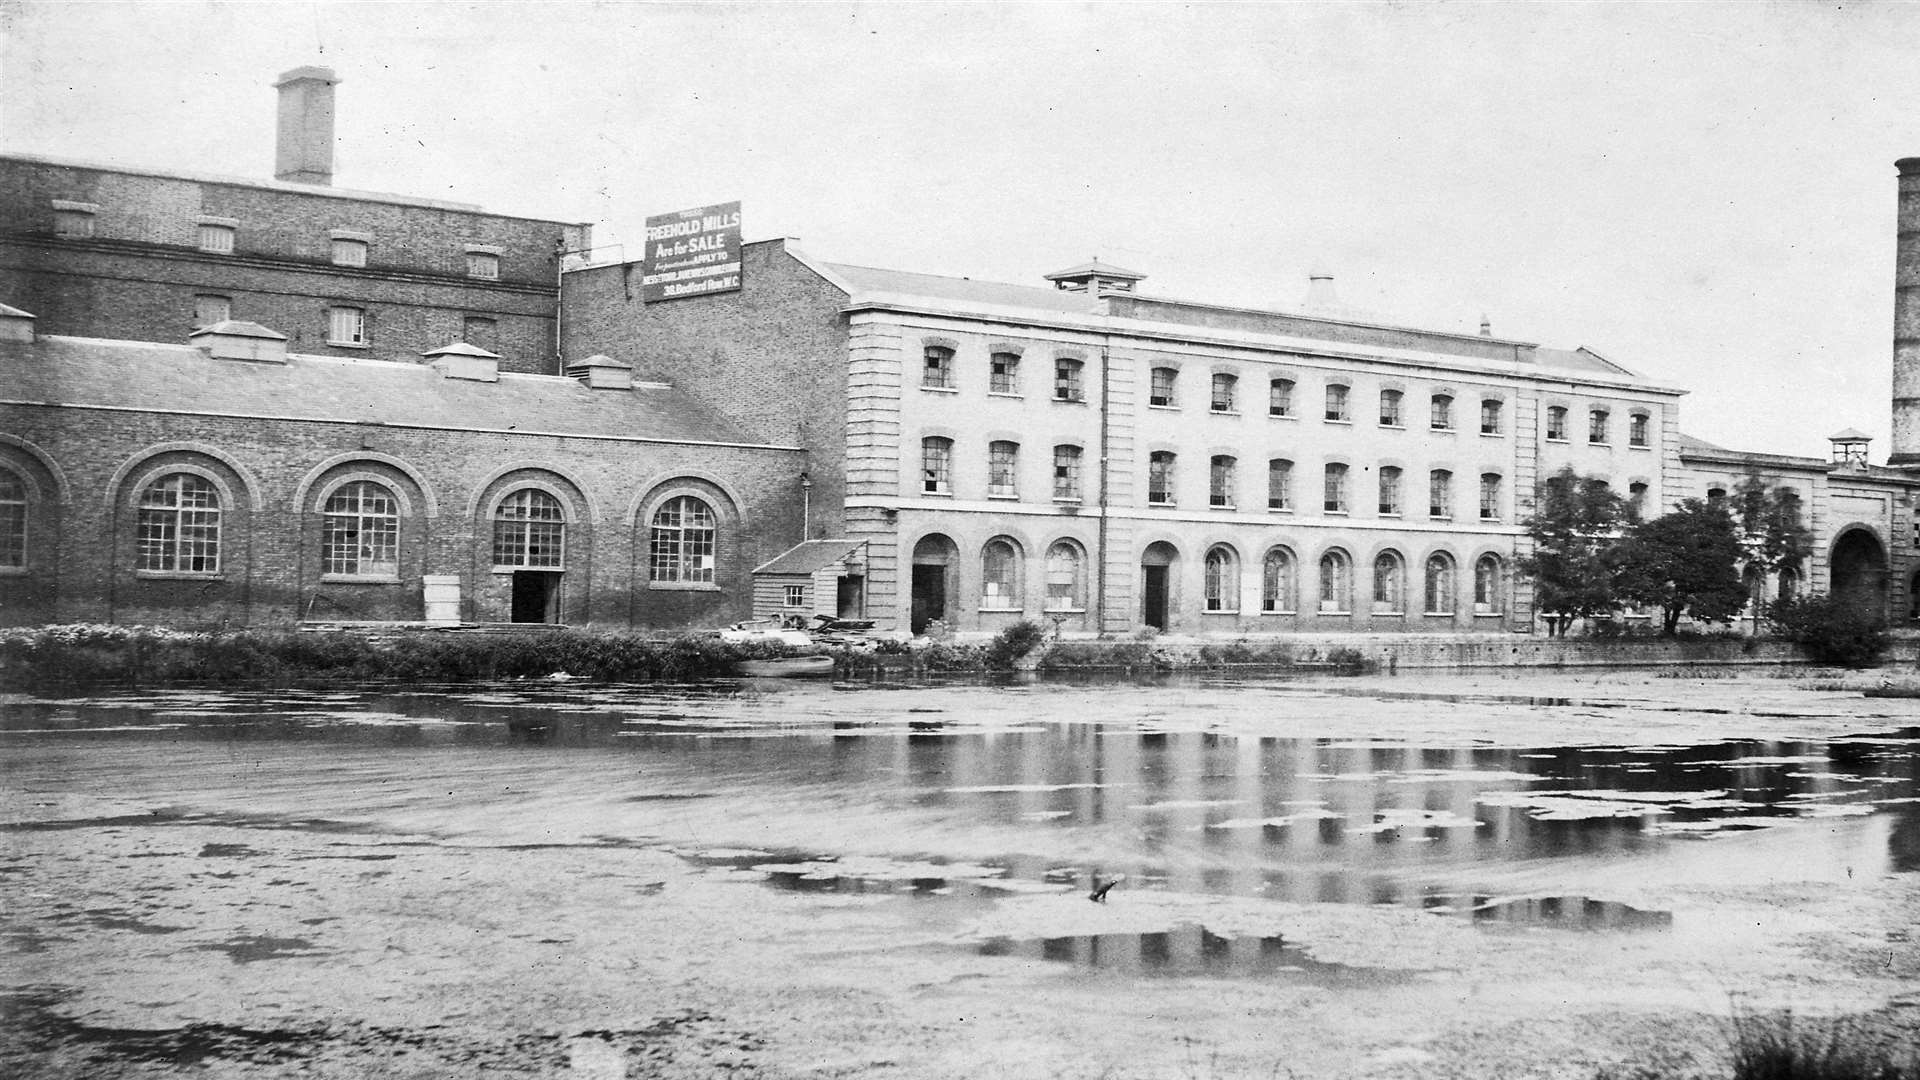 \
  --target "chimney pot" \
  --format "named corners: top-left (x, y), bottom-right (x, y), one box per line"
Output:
top-left (275, 66), bottom-right (340, 185)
